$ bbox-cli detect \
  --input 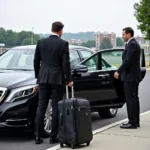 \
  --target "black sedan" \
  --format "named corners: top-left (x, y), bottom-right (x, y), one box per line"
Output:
top-left (0, 45), bottom-right (146, 135)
